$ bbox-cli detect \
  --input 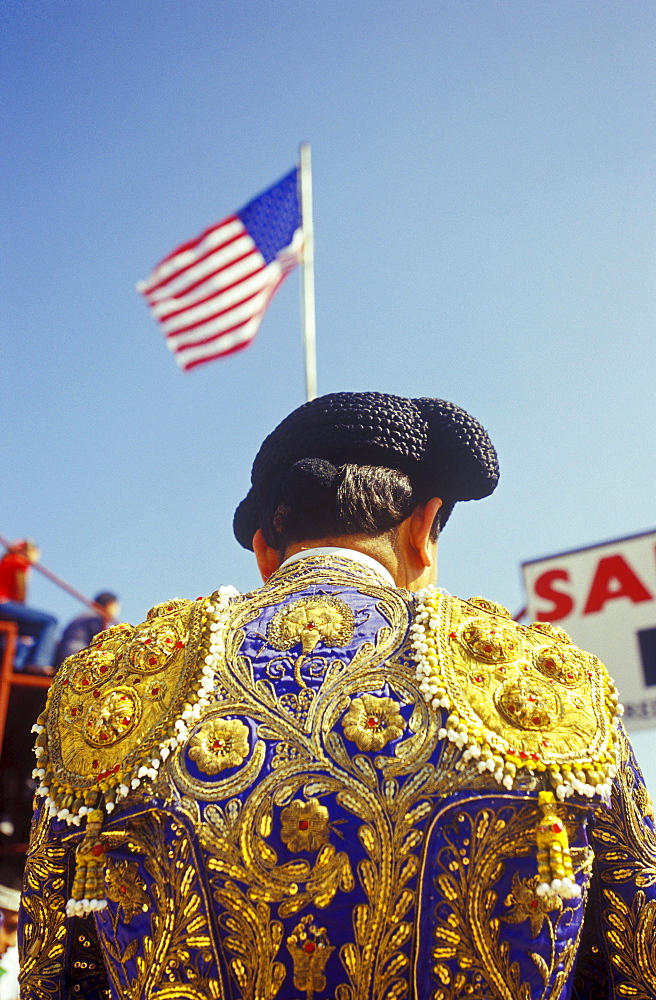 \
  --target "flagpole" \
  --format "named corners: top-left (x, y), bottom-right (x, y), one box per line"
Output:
top-left (299, 143), bottom-right (317, 401)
